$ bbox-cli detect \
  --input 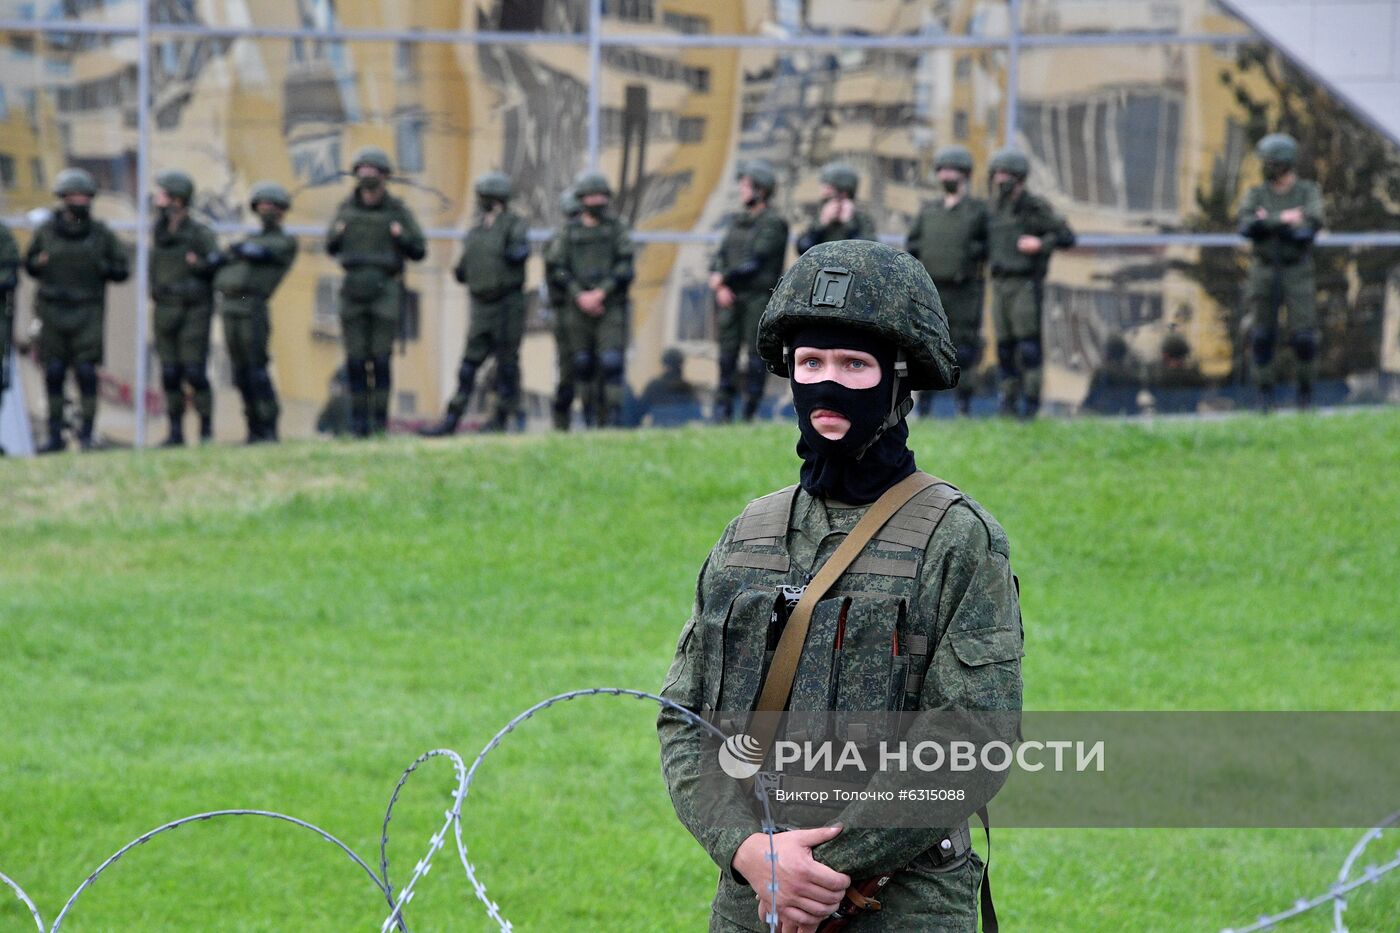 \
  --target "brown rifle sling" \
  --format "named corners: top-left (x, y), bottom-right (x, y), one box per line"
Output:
top-left (748, 471), bottom-right (939, 757)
